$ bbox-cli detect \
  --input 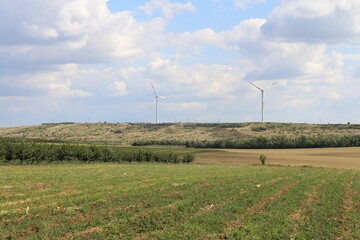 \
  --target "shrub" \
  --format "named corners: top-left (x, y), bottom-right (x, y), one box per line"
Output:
top-left (259, 155), bottom-right (267, 165)
top-left (182, 153), bottom-right (195, 163)
top-left (251, 127), bottom-right (267, 132)
top-left (0, 140), bottom-right (194, 165)
top-left (132, 135), bottom-right (360, 149)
